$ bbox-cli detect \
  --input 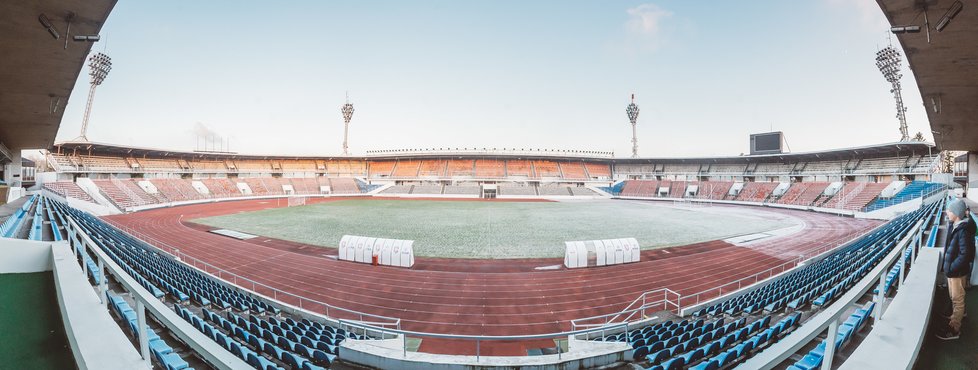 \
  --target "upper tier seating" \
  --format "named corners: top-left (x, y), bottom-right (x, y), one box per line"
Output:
top-left (281, 160), bottom-right (318, 172)
top-left (80, 155), bottom-right (132, 172)
top-left (326, 160), bottom-right (367, 177)
top-left (474, 160), bottom-right (506, 178)
top-left (392, 160), bottom-right (421, 177)
top-left (368, 161), bottom-right (396, 178)
top-left (559, 162), bottom-right (587, 180)
top-left (584, 162), bottom-right (612, 178)
top-left (191, 161), bottom-right (228, 171)
top-left (532, 161), bottom-right (561, 178)
top-left (133, 158), bottom-right (183, 172)
top-left (447, 160), bottom-right (476, 177)
top-left (418, 160), bottom-right (447, 177)
top-left (505, 160), bottom-right (533, 177)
